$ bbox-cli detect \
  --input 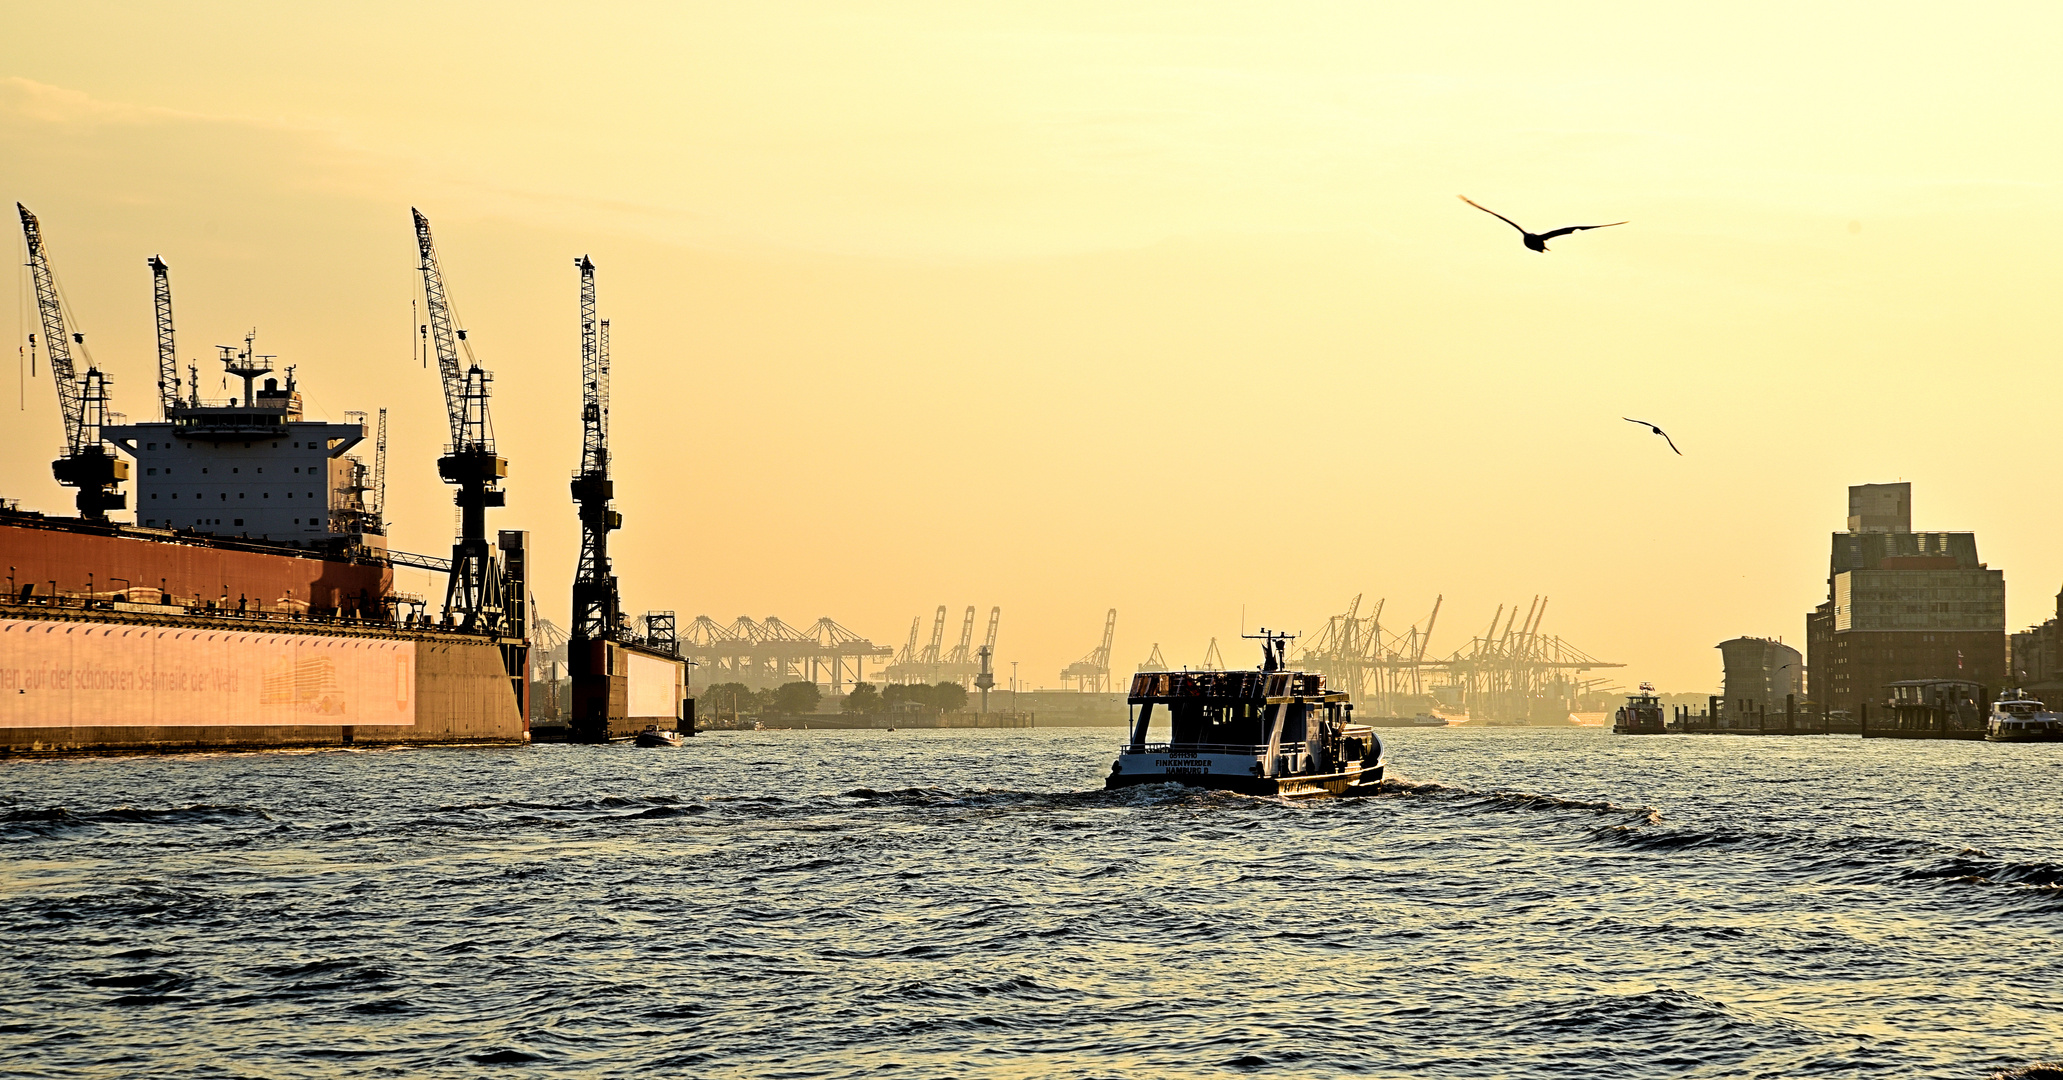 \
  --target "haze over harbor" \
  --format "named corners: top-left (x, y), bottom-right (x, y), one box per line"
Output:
top-left (4, 4), bottom-right (2063, 1079)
